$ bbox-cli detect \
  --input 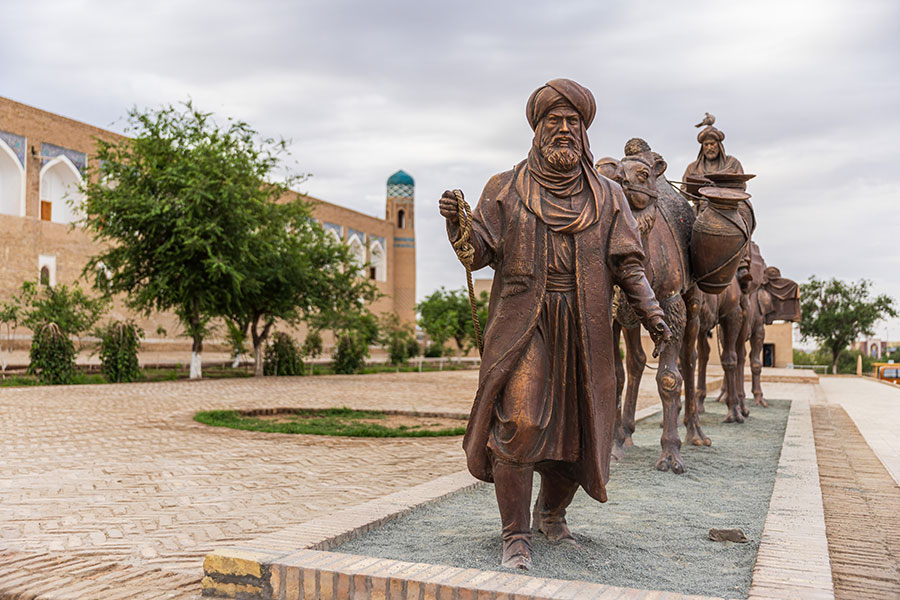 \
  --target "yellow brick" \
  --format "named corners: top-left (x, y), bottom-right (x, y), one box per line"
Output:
top-left (203, 548), bottom-right (277, 578)
top-left (200, 576), bottom-right (262, 597)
